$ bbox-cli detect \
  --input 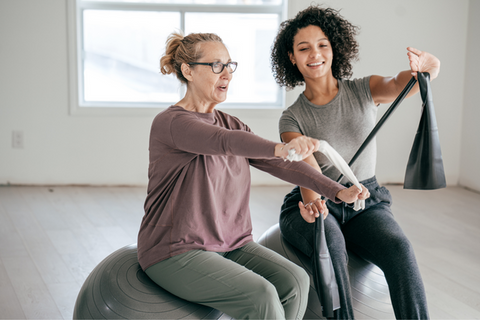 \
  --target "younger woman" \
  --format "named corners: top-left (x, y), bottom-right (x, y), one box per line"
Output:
top-left (271, 5), bottom-right (440, 319)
